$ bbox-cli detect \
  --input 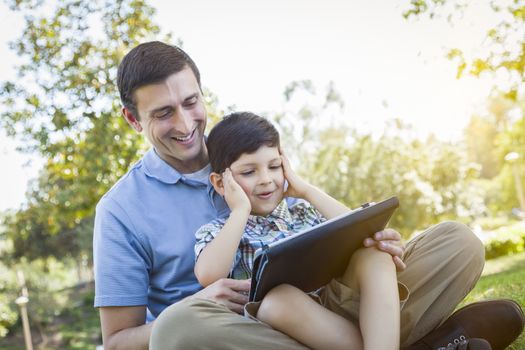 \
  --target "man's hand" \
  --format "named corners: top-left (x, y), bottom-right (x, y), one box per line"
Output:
top-left (191, 278), bottom-right (251, 314)
top-left (363, 228), bottom-right (406, 271)
top-left (281, 150), bottom-right (311, 199)
top-left (223, 169), bottom-right (251, 214)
